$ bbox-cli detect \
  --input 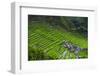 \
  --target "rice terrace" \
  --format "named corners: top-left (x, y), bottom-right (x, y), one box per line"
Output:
top-left (28, 15), bottom-right (88, 61)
